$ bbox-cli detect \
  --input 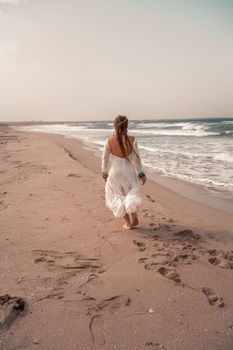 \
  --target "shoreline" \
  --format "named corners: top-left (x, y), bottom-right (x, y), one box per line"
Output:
top-left (51, 131), bottom-right (233, 232)
top-left (17, 125), bottom-right (233, 216)
top-left (1, 125), bottom-right (233, 350)
top-left (85, 137), bottom-right (233, 216)
top-left (147, 171), bottom-right (233, 215)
